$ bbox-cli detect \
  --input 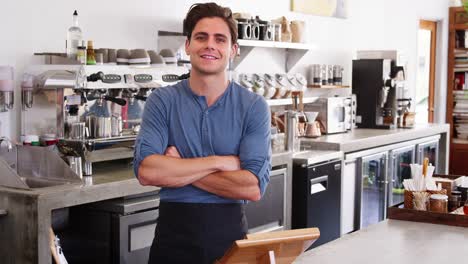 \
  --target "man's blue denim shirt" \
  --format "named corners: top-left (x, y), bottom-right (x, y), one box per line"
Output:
top-left (133, 79), bottom-right (271, 203)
